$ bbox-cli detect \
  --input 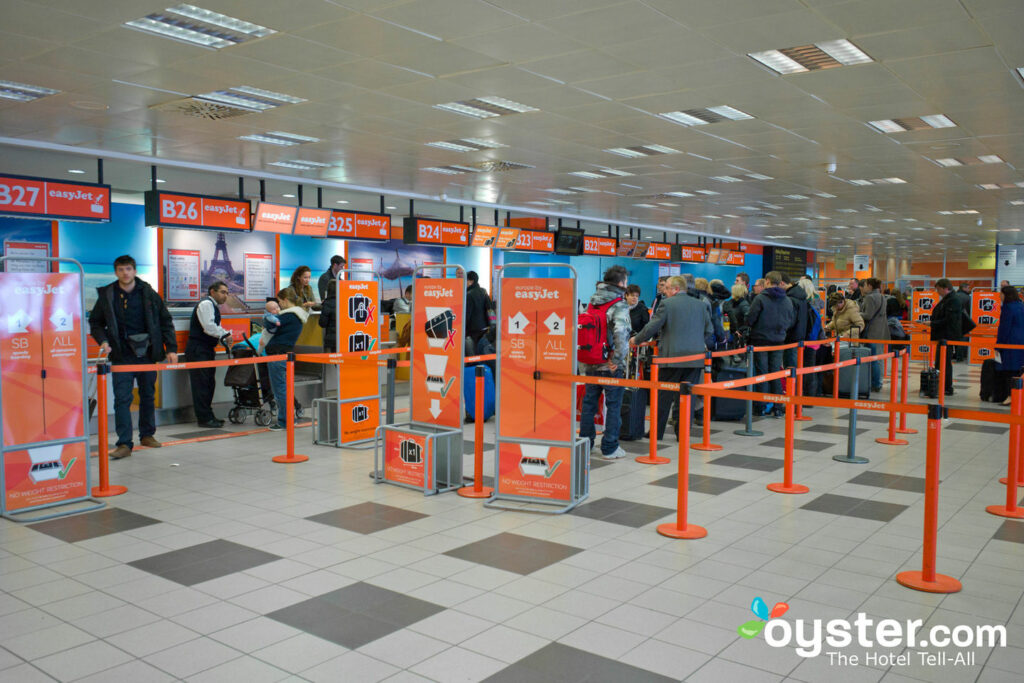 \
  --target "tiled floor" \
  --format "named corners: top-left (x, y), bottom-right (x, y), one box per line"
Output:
top-left (1, 362), bottom-right (1023, 681)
